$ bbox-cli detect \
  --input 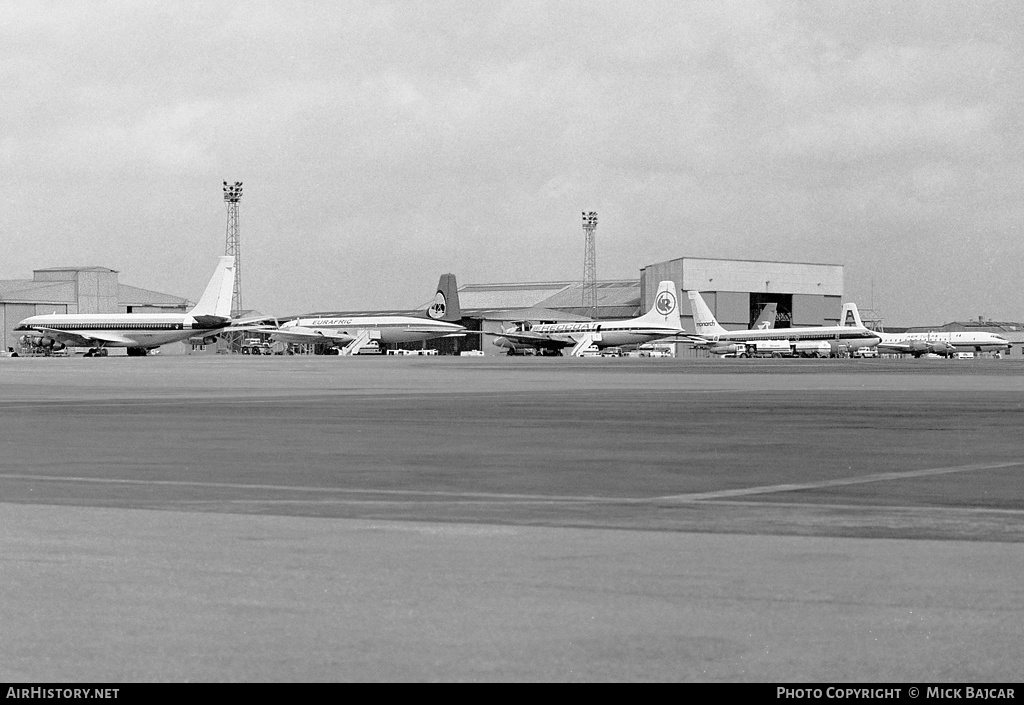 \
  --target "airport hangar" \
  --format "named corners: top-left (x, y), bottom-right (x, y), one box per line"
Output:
top-left (428, 257), bottom-right (847, 356)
